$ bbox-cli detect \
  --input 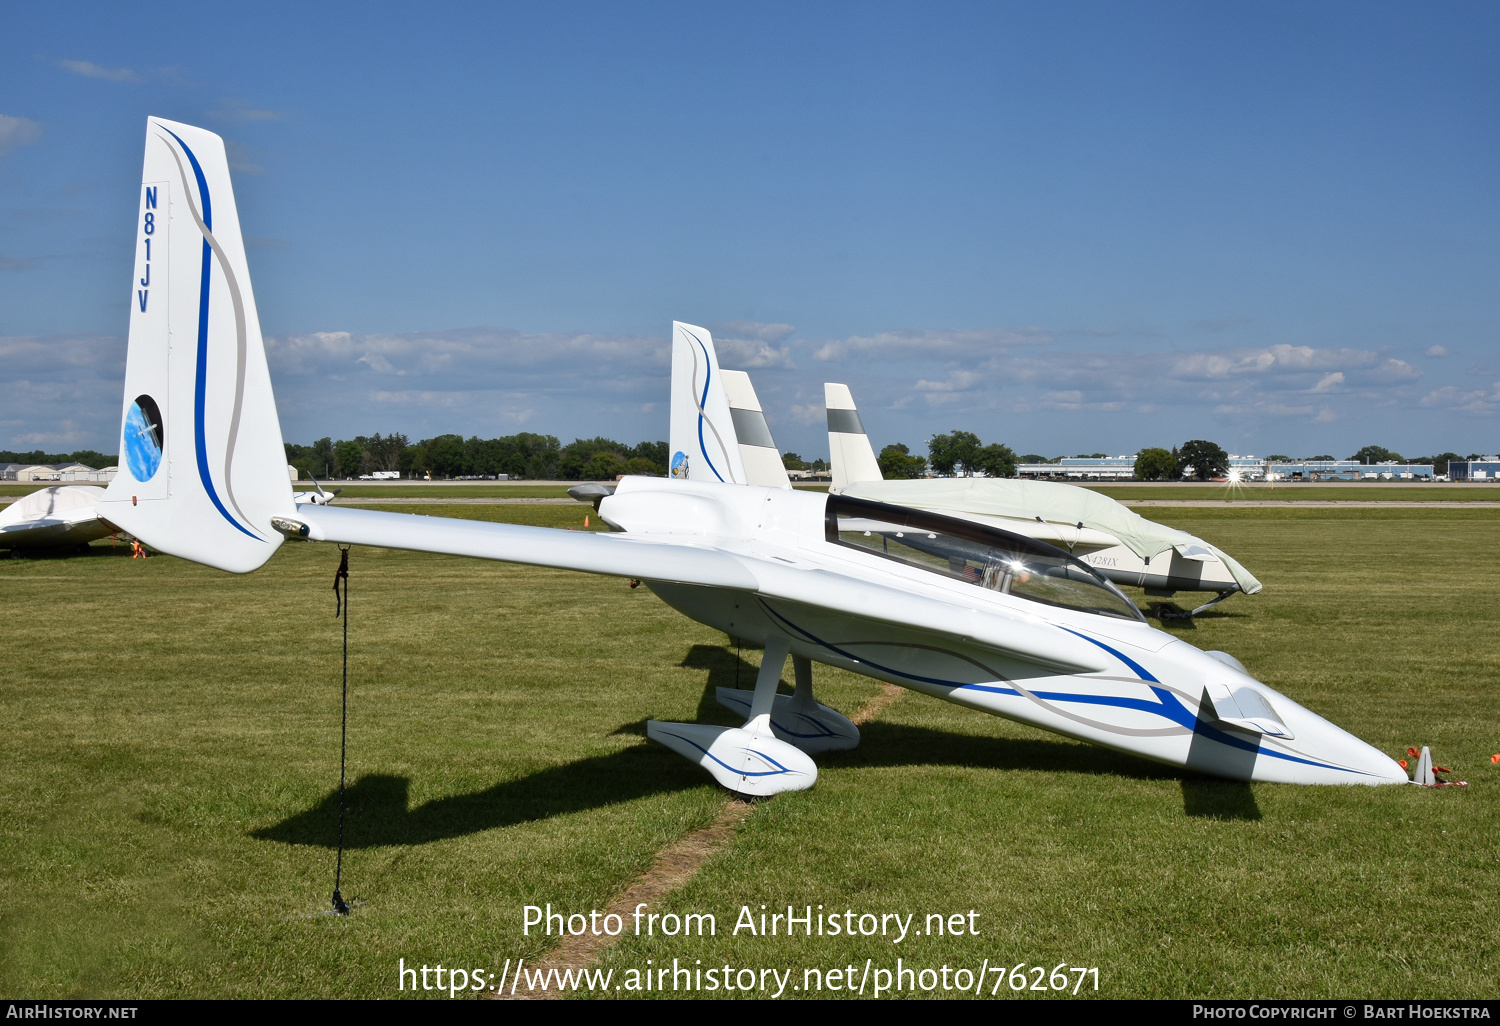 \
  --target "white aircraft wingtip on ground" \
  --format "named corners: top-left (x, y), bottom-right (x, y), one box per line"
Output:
top-left (98, 119), bottom-right (1408, 793)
